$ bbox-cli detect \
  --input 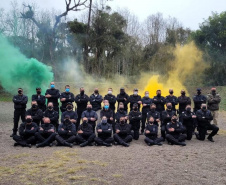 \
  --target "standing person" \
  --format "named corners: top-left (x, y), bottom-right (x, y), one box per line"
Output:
top-left (35, 117), bottom-right (56, 147)
top-left (32, 87), bottom-right (46, 112)
top-left (104, 88), bottom-right (117, 113)
top-left (166, 115), bottom-right (187, 146)
top-left (161, 103), bottom-right (177, 140)
top-left (45, 82), bottom-right (60, 113)
top-left (26, 101), bottom-right (43, 126)
top-left (129, 103), bottom-right (142, 140)
top-left (13, 115), bottom-right (38, 147)
top-left (144, 117), bottom-right (164, 146)
top-left (178, 90), bottom-right (191, 116)
top-left (75, 87), bottom-right (89, 128)
top-left (195, 104), bottom-right (219, 142)
top-left (90, 88), bottom-right (103, 123)
top-left (165, 89), bottom-right (178, 111)
top-left (11, 88), bottom-right (28, 137)
top-left (94, 116), bottom-right (114, 147)
top-left (141, 91), bottom-right (153, 134)
top-left (207, 87), bottom-right (221, 126)
top-left (153, 90), bottom-right (166, 116)
top-left (193, 88), bottom-right (207, 113)
top-left (116, 88), bottom-right (129, 112)
top-left (43, 102), bottom-right (59, 129)
top-left (114, 117), bottom-right (133, 147)
top-left (180, 105), bottom-right (196, 140)
top-left (60, 85), bottom-right (75, 113)
top-left (129, 88), bottom-right (142, 111)
top-left (81, 104), bottom-right (98, 132)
